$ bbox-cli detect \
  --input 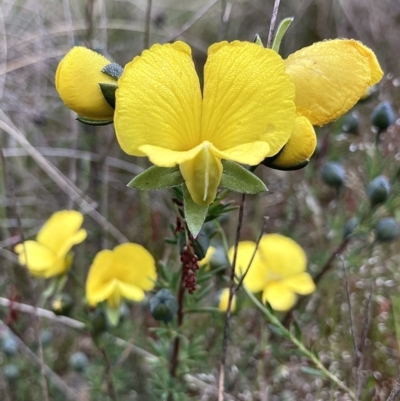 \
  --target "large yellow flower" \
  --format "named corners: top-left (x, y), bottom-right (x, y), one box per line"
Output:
top-left (55, 47), bottom-right (116, 120)
top-left (229, 234), bottom-right (315, 311)
top-left (86, 243), bottom-right (157, 308)
top-left (115, 41), bottom-right (296, 205)
top-left (15, 210), bottom-right (87, 278)
top-left (267, 39), bottom-right (383, 170)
